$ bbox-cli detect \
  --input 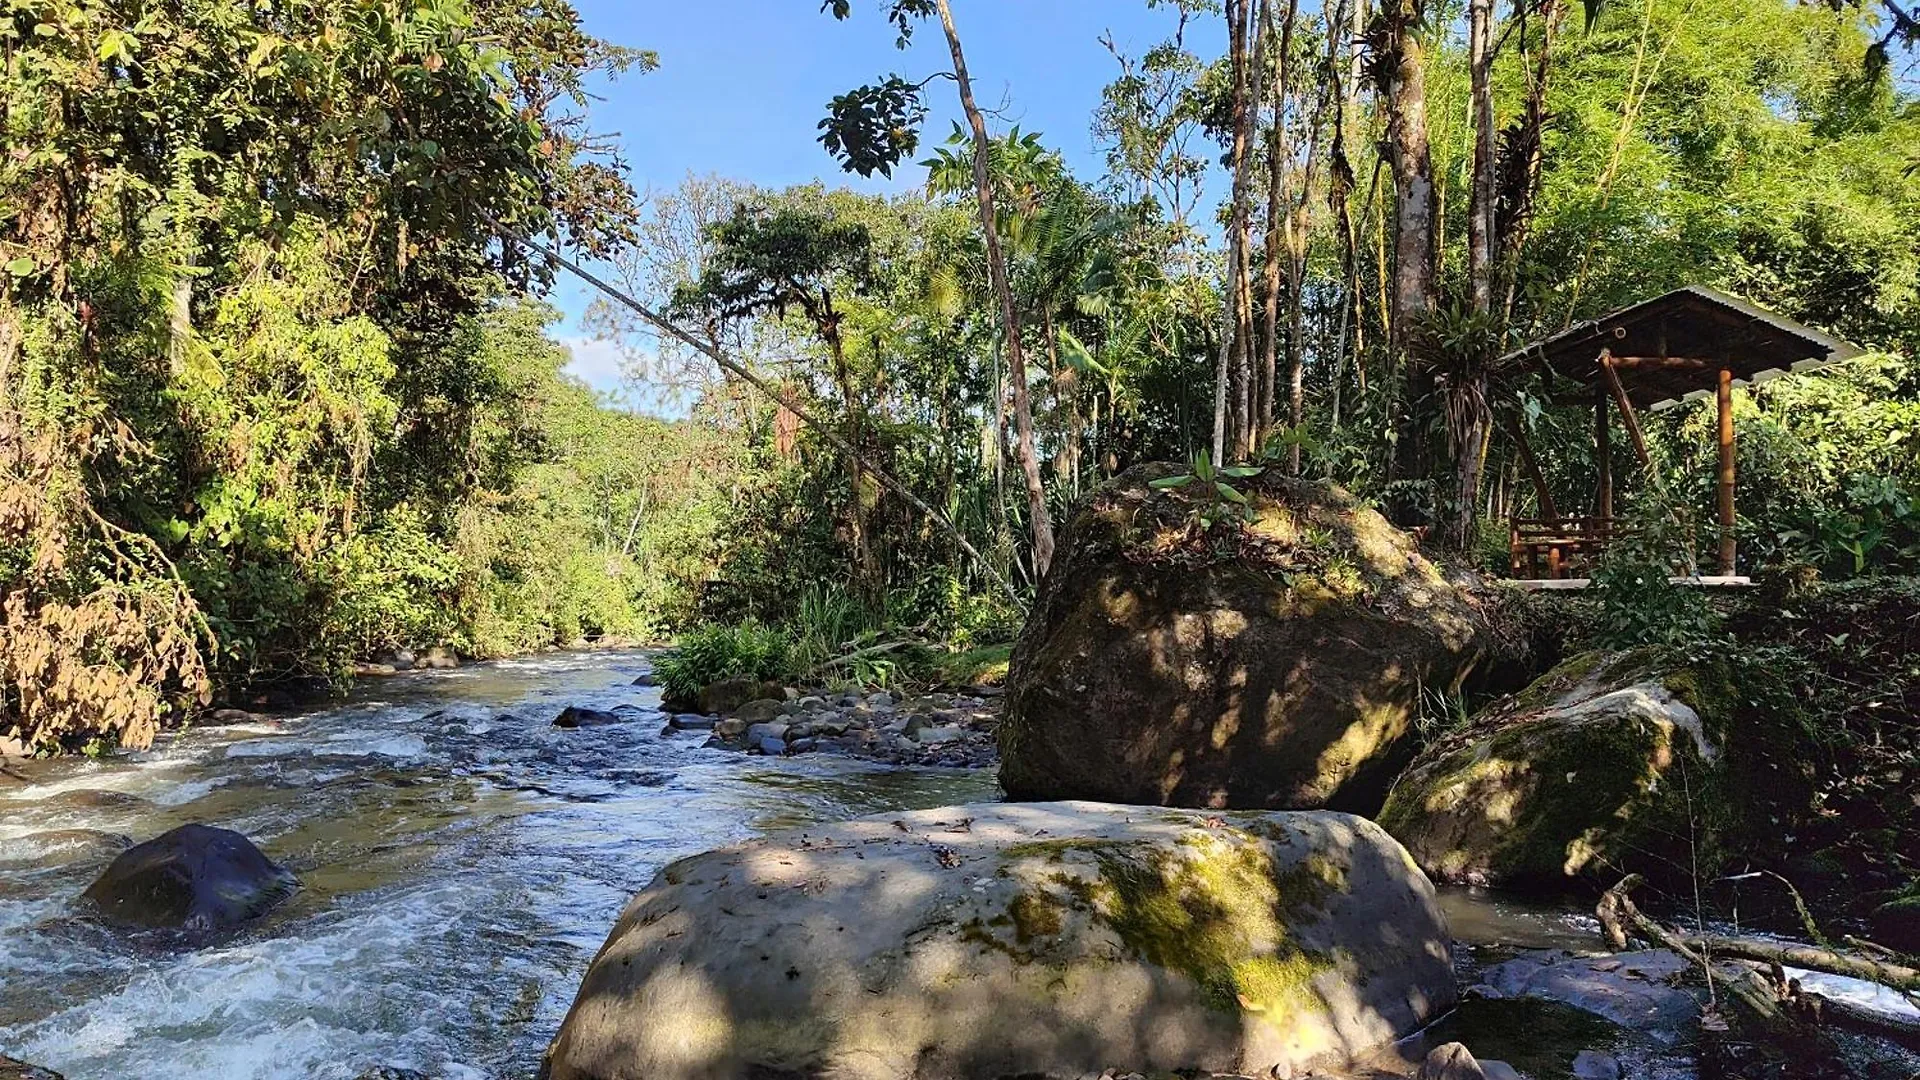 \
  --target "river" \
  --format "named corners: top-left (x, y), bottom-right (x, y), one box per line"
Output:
top-left (0, 649), bottom-right (995, 1079)
top-left (3, 649), bottom-right (1912, 1080)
